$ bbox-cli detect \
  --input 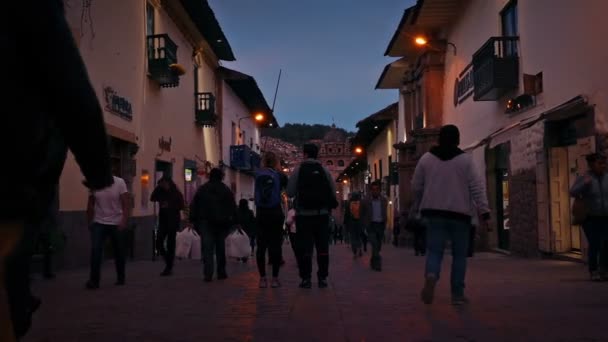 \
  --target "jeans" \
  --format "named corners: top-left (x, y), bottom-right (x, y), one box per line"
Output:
top-left (89, 223), bottom-right (126, 285)
top-left (368, 222), bottom-right (385, 267)
top-left (296, 215), bottom-right (330, 280)
top-left (582, 217), bottom-right (608, 273)
top-left (424, 216), bottom-right (470, 296)
top-left (256, 208), bottom-right (284, 278)
top-left (156, 225), bottom-right (177, 271)
top-left (201, 222), bottom-right (228, 279)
